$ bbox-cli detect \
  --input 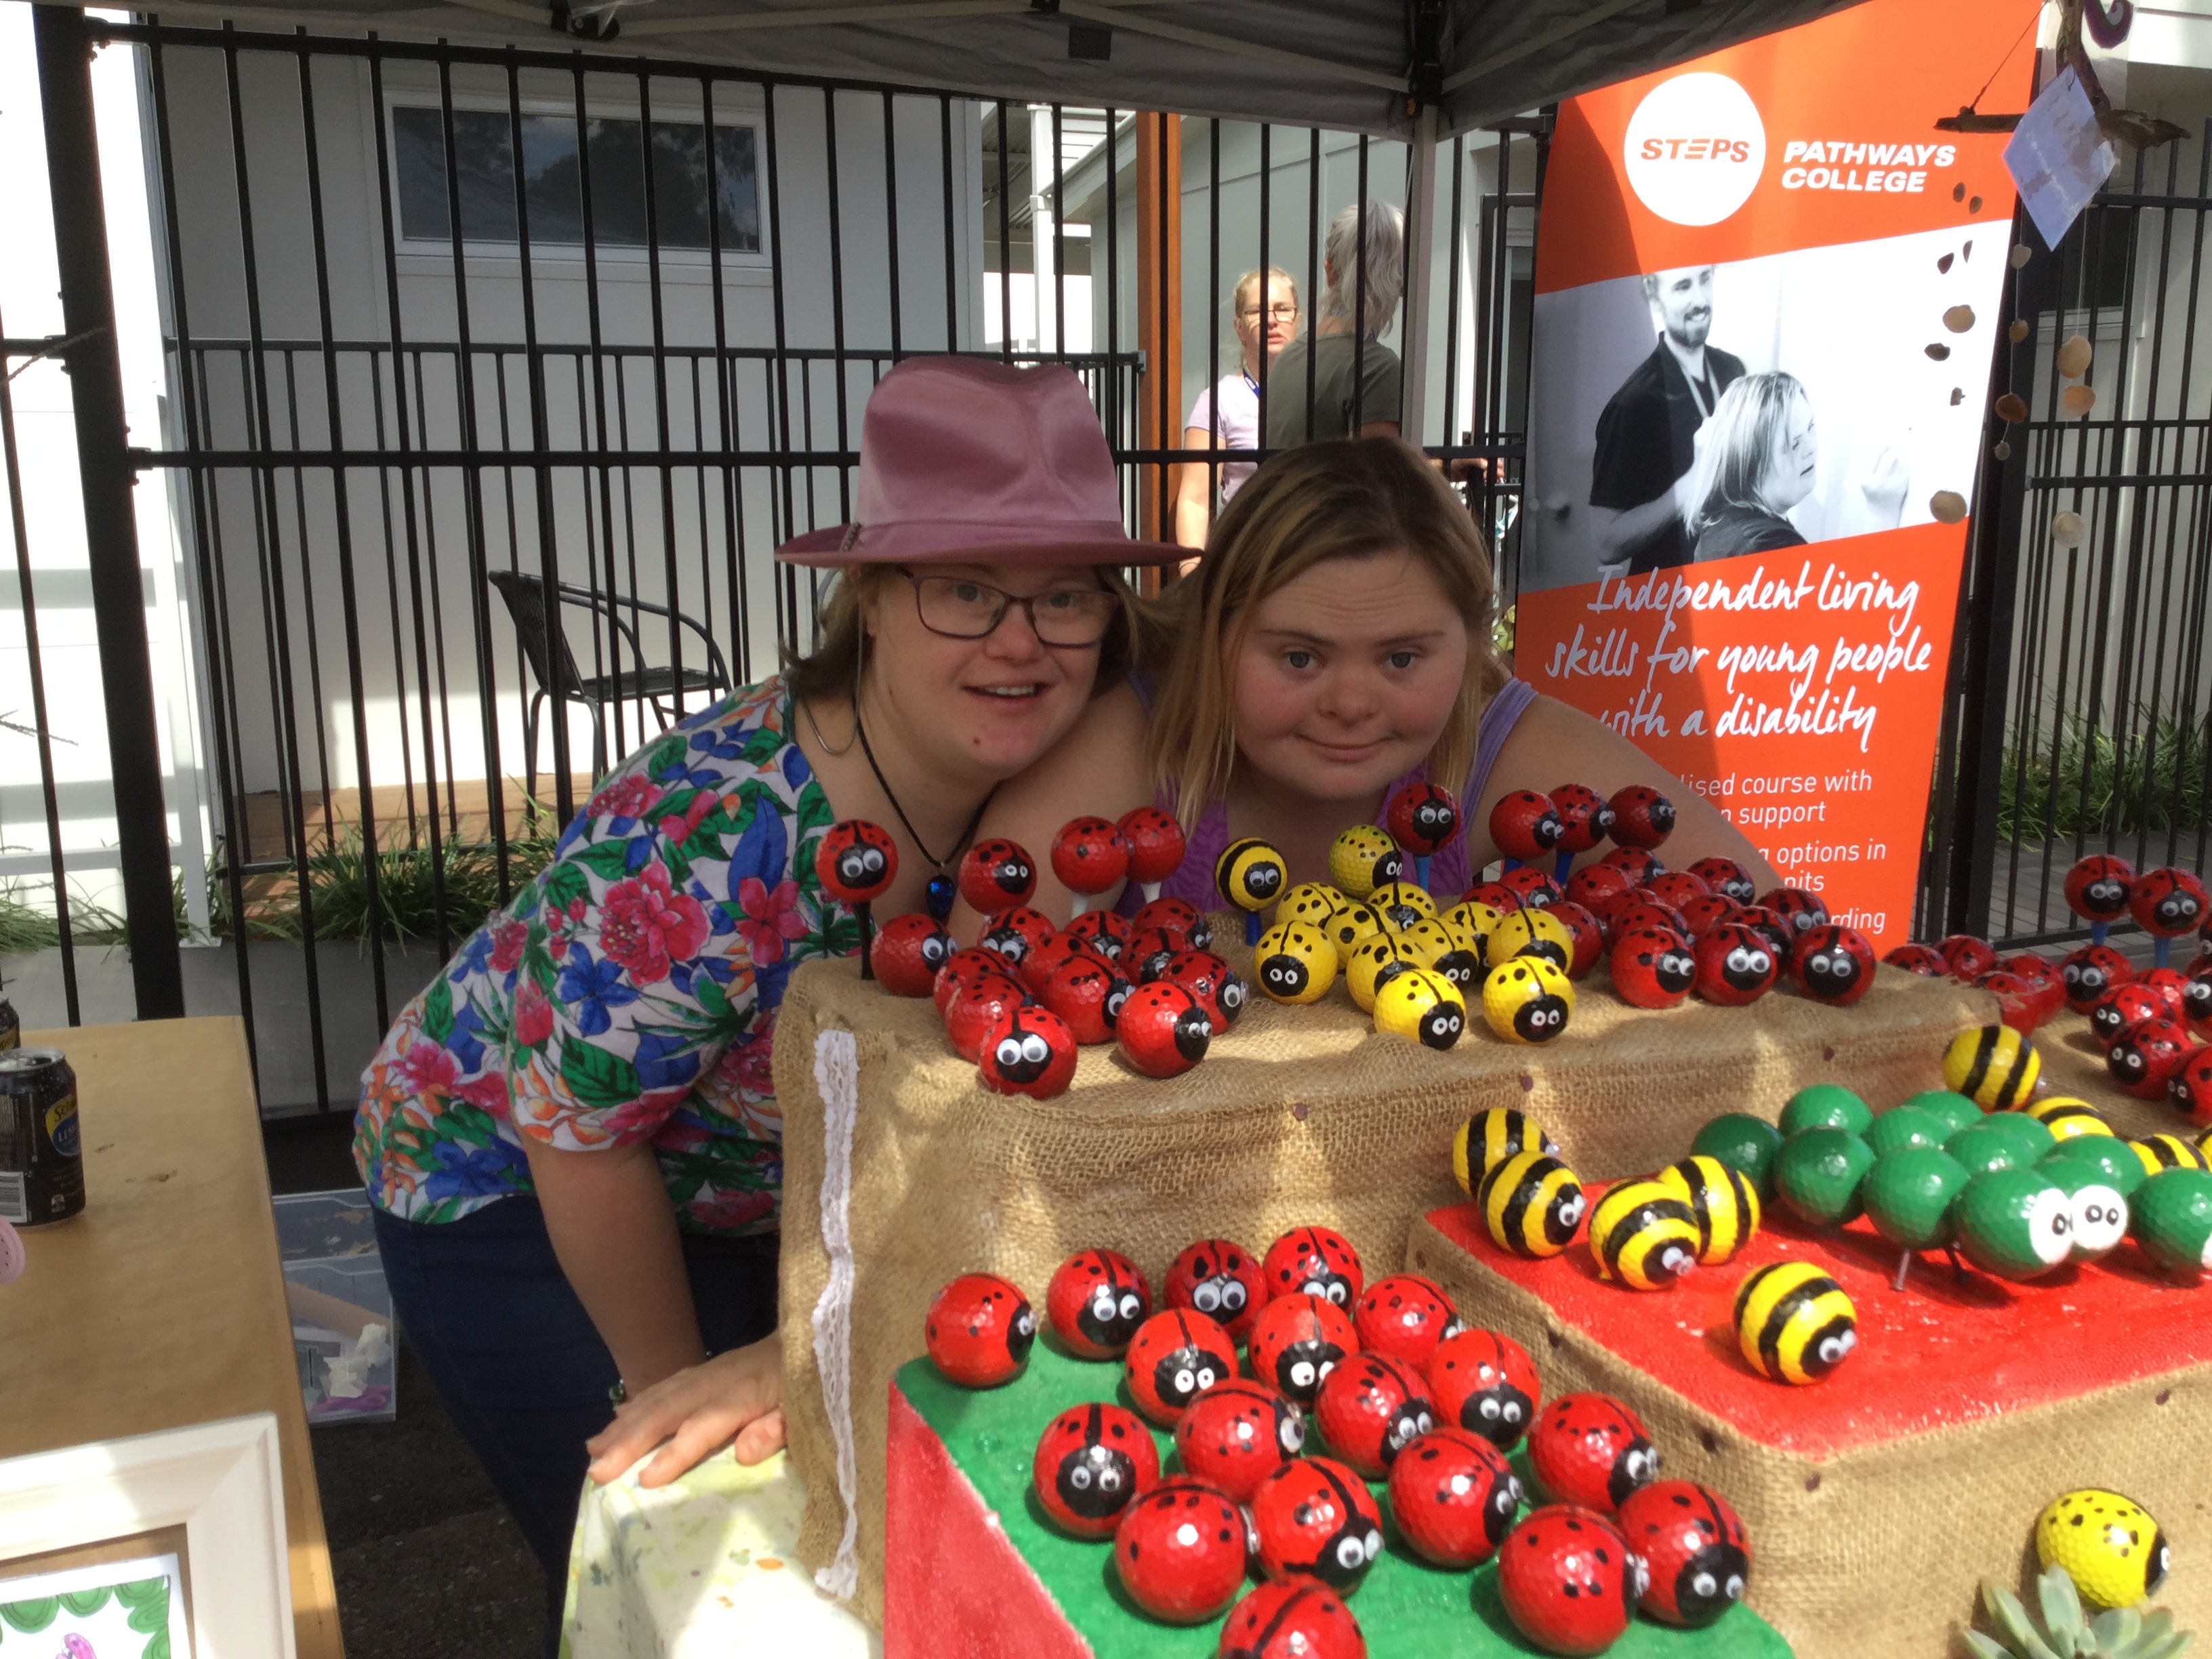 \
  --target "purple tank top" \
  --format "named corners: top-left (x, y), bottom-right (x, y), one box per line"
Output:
top-left (1122, 676), bottom-right (1538, 913)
